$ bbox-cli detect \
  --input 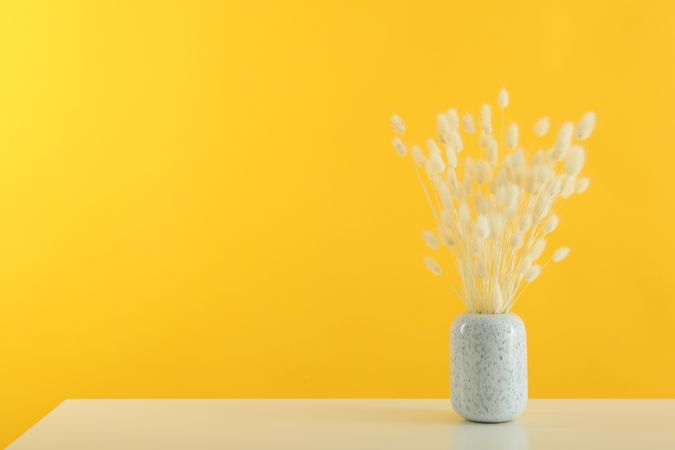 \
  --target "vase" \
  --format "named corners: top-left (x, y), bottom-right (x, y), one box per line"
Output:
top-left (450, 313), bottom-right (527, 422)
